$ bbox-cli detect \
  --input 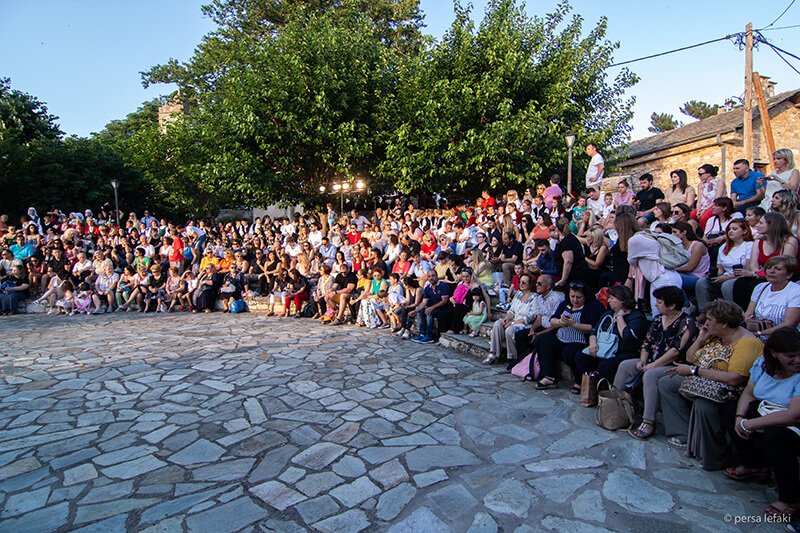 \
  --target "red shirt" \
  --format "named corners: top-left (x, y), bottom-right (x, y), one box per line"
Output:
top-left (169, 236), bottom-right (185, 262)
